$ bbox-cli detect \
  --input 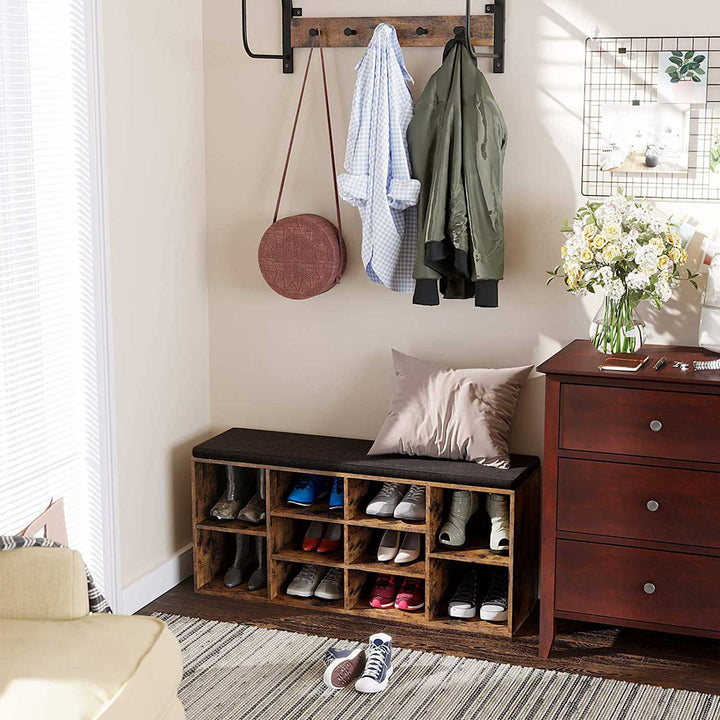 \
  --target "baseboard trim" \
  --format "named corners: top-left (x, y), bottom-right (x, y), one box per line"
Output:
top-left (122, 543), bottom-right (193, 614)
